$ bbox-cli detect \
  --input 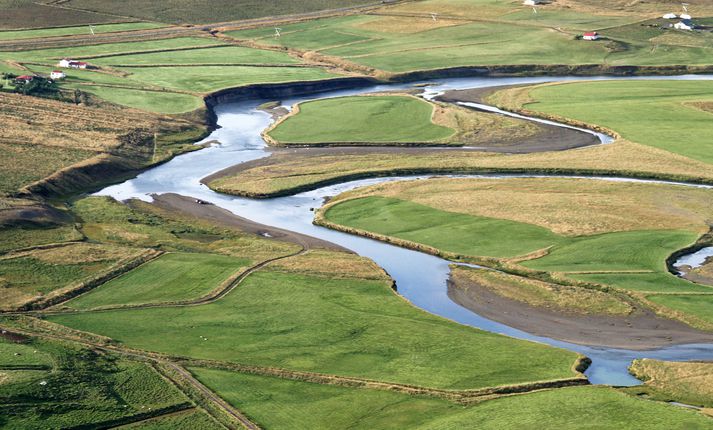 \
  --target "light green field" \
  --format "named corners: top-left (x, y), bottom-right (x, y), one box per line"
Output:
top-left (78, 86), bottom-right (203, 113)
top-left (123, 409), bottom-right (219, 429)
top-left (269, 95), bottom-right (454, 144)
top-left (322, 196), bottom-right (701, 295)
top-left (646, 294), bottom-right (713, 326)
top-left (91, 45), bottom-right (299, 66)
top-left (191, 368), bottom-right (713, 429)
top-left (0, 338), bottom-right (52, 368)
top-left (523, 80), bottom-right (713, 165)
top-left (0, 22), bottom-right (165, 41)
top-left (66, 253), bottom-right (248, 309)
top-left (227, 4), bottom-right (713, 73)
top-left (48, 262), bottom-right (579, 390)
